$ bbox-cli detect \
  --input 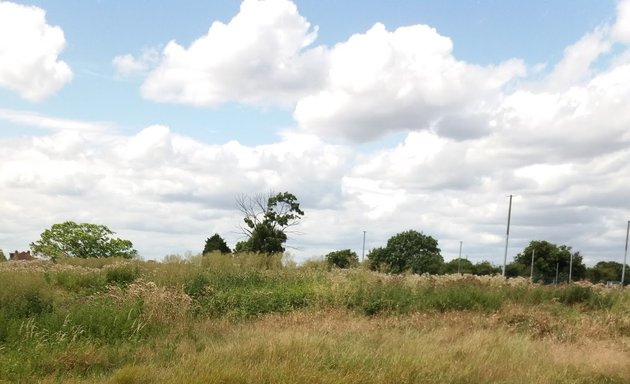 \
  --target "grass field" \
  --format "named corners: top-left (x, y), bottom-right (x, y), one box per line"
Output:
top-left (1, 254), bottom-right (629, 383)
